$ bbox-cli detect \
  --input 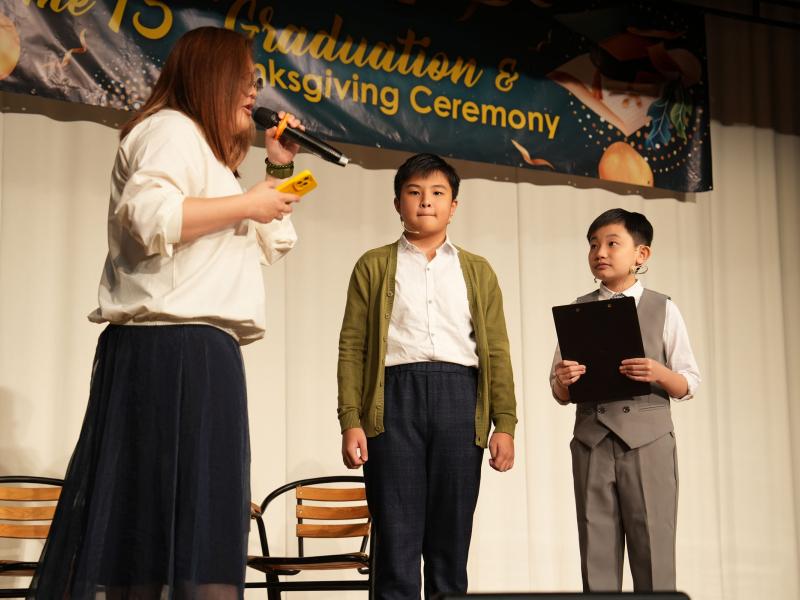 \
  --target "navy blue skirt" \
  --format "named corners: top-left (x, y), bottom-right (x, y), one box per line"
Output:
top-left (30, 324), bottom-right (251, 599)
